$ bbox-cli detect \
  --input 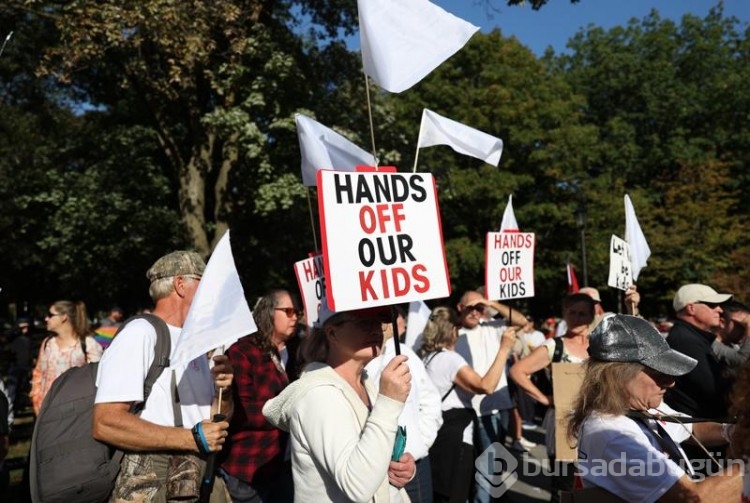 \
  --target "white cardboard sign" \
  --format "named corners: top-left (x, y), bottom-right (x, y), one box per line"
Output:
top-left (485, 232), bottom-right (535, 300)
top-left (317, 169), bottom-right (451, 311)
top-left (608, 234), bottom-right (633, 291)
top-left (293, 254), bottom-right (325, 327)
